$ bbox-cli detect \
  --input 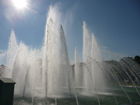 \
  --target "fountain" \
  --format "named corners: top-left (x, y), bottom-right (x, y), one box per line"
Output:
top-left (0, 4), bottom-right (140, 105)
top-left (44, 19), bottom-right (71, 98)
top-left (78, 21), bottom-right (107, 96)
